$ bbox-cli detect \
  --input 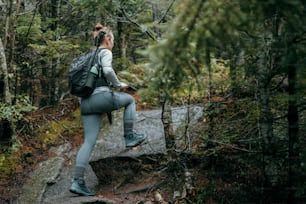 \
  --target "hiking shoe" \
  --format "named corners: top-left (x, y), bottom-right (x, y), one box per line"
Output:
top-left (69, 177), bottom-right (96, 196)
top-left (125, 132), bottom-right (146, 148)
